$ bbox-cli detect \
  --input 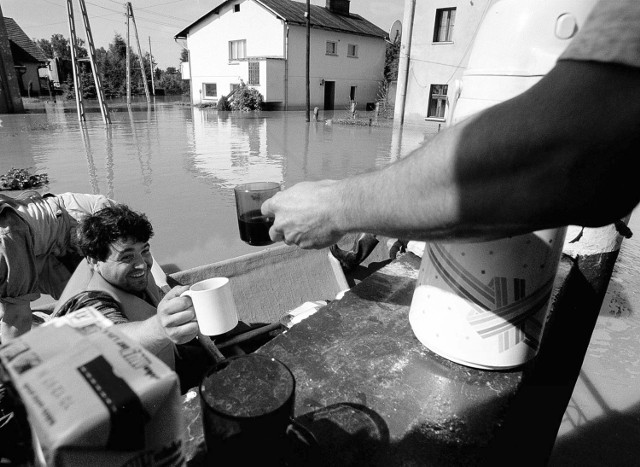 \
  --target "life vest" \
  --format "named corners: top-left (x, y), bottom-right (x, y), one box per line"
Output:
top-left (55, 260), bottom-right (176, 369)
